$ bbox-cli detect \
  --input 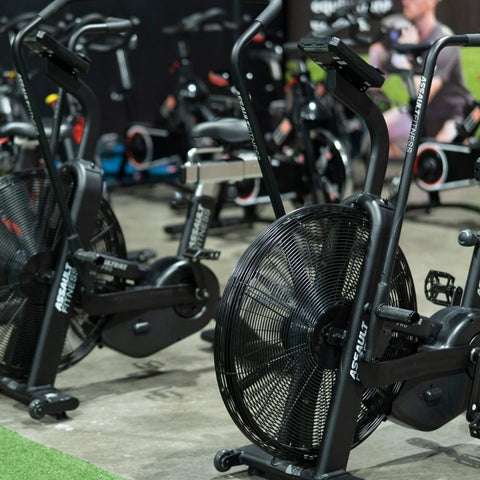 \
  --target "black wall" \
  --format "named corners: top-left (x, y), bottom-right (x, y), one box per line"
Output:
top-left (2, 1), bottom-right (478, 135)
top-left (0, 0), bottom-right (271, 134)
